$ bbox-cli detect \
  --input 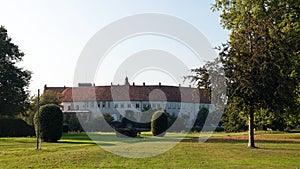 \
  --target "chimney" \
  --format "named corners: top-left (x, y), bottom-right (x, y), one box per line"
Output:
top-left (133, 82), bottom-right (135, 86)
top-left (78, 83), bottom-right (92, 87)
top-left (189, 85), bottom-right (191, 88)
top-left (179, 84), bottom-right (181, 87)
top-left (143, 82), bottom-right (145, 86)
top-left (111, 82), bottom-right (113, 86)
top-left (159, 82), bottom-right (161, 87)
